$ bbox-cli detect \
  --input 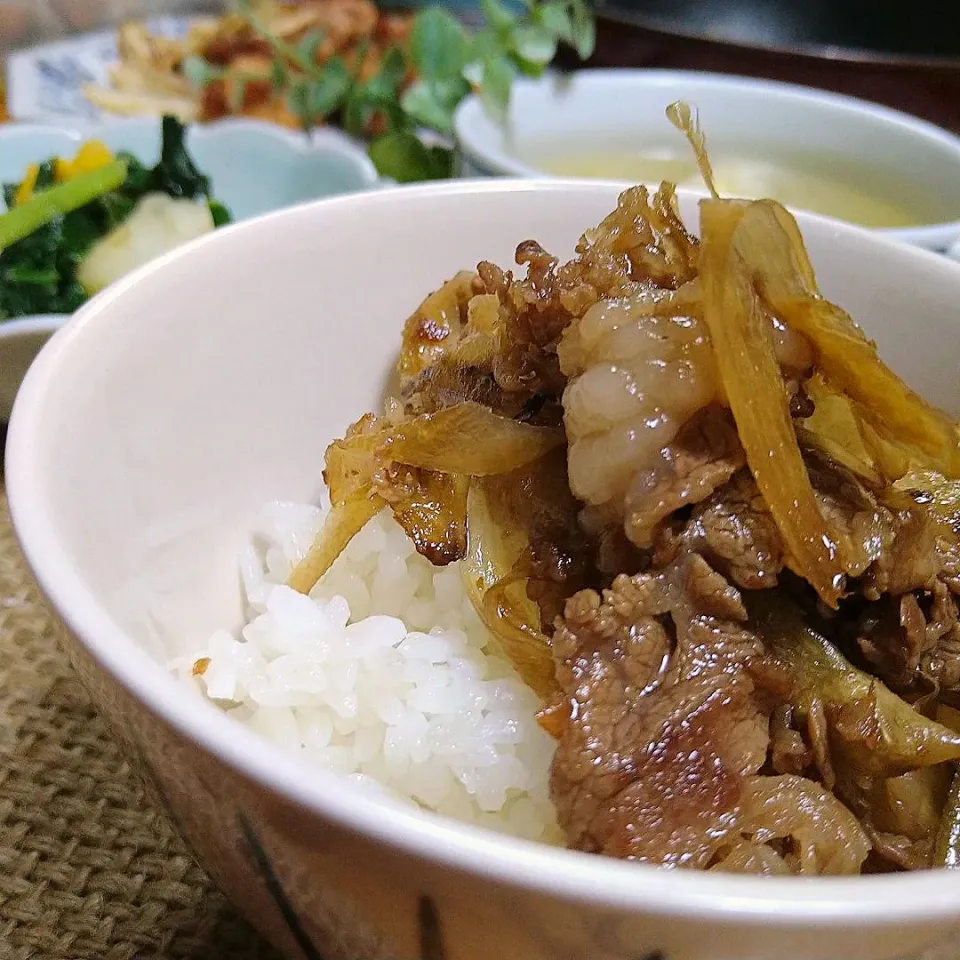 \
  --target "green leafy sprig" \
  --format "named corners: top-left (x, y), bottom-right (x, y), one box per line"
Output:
top-left (182, 0), bottom-right (596, 182)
